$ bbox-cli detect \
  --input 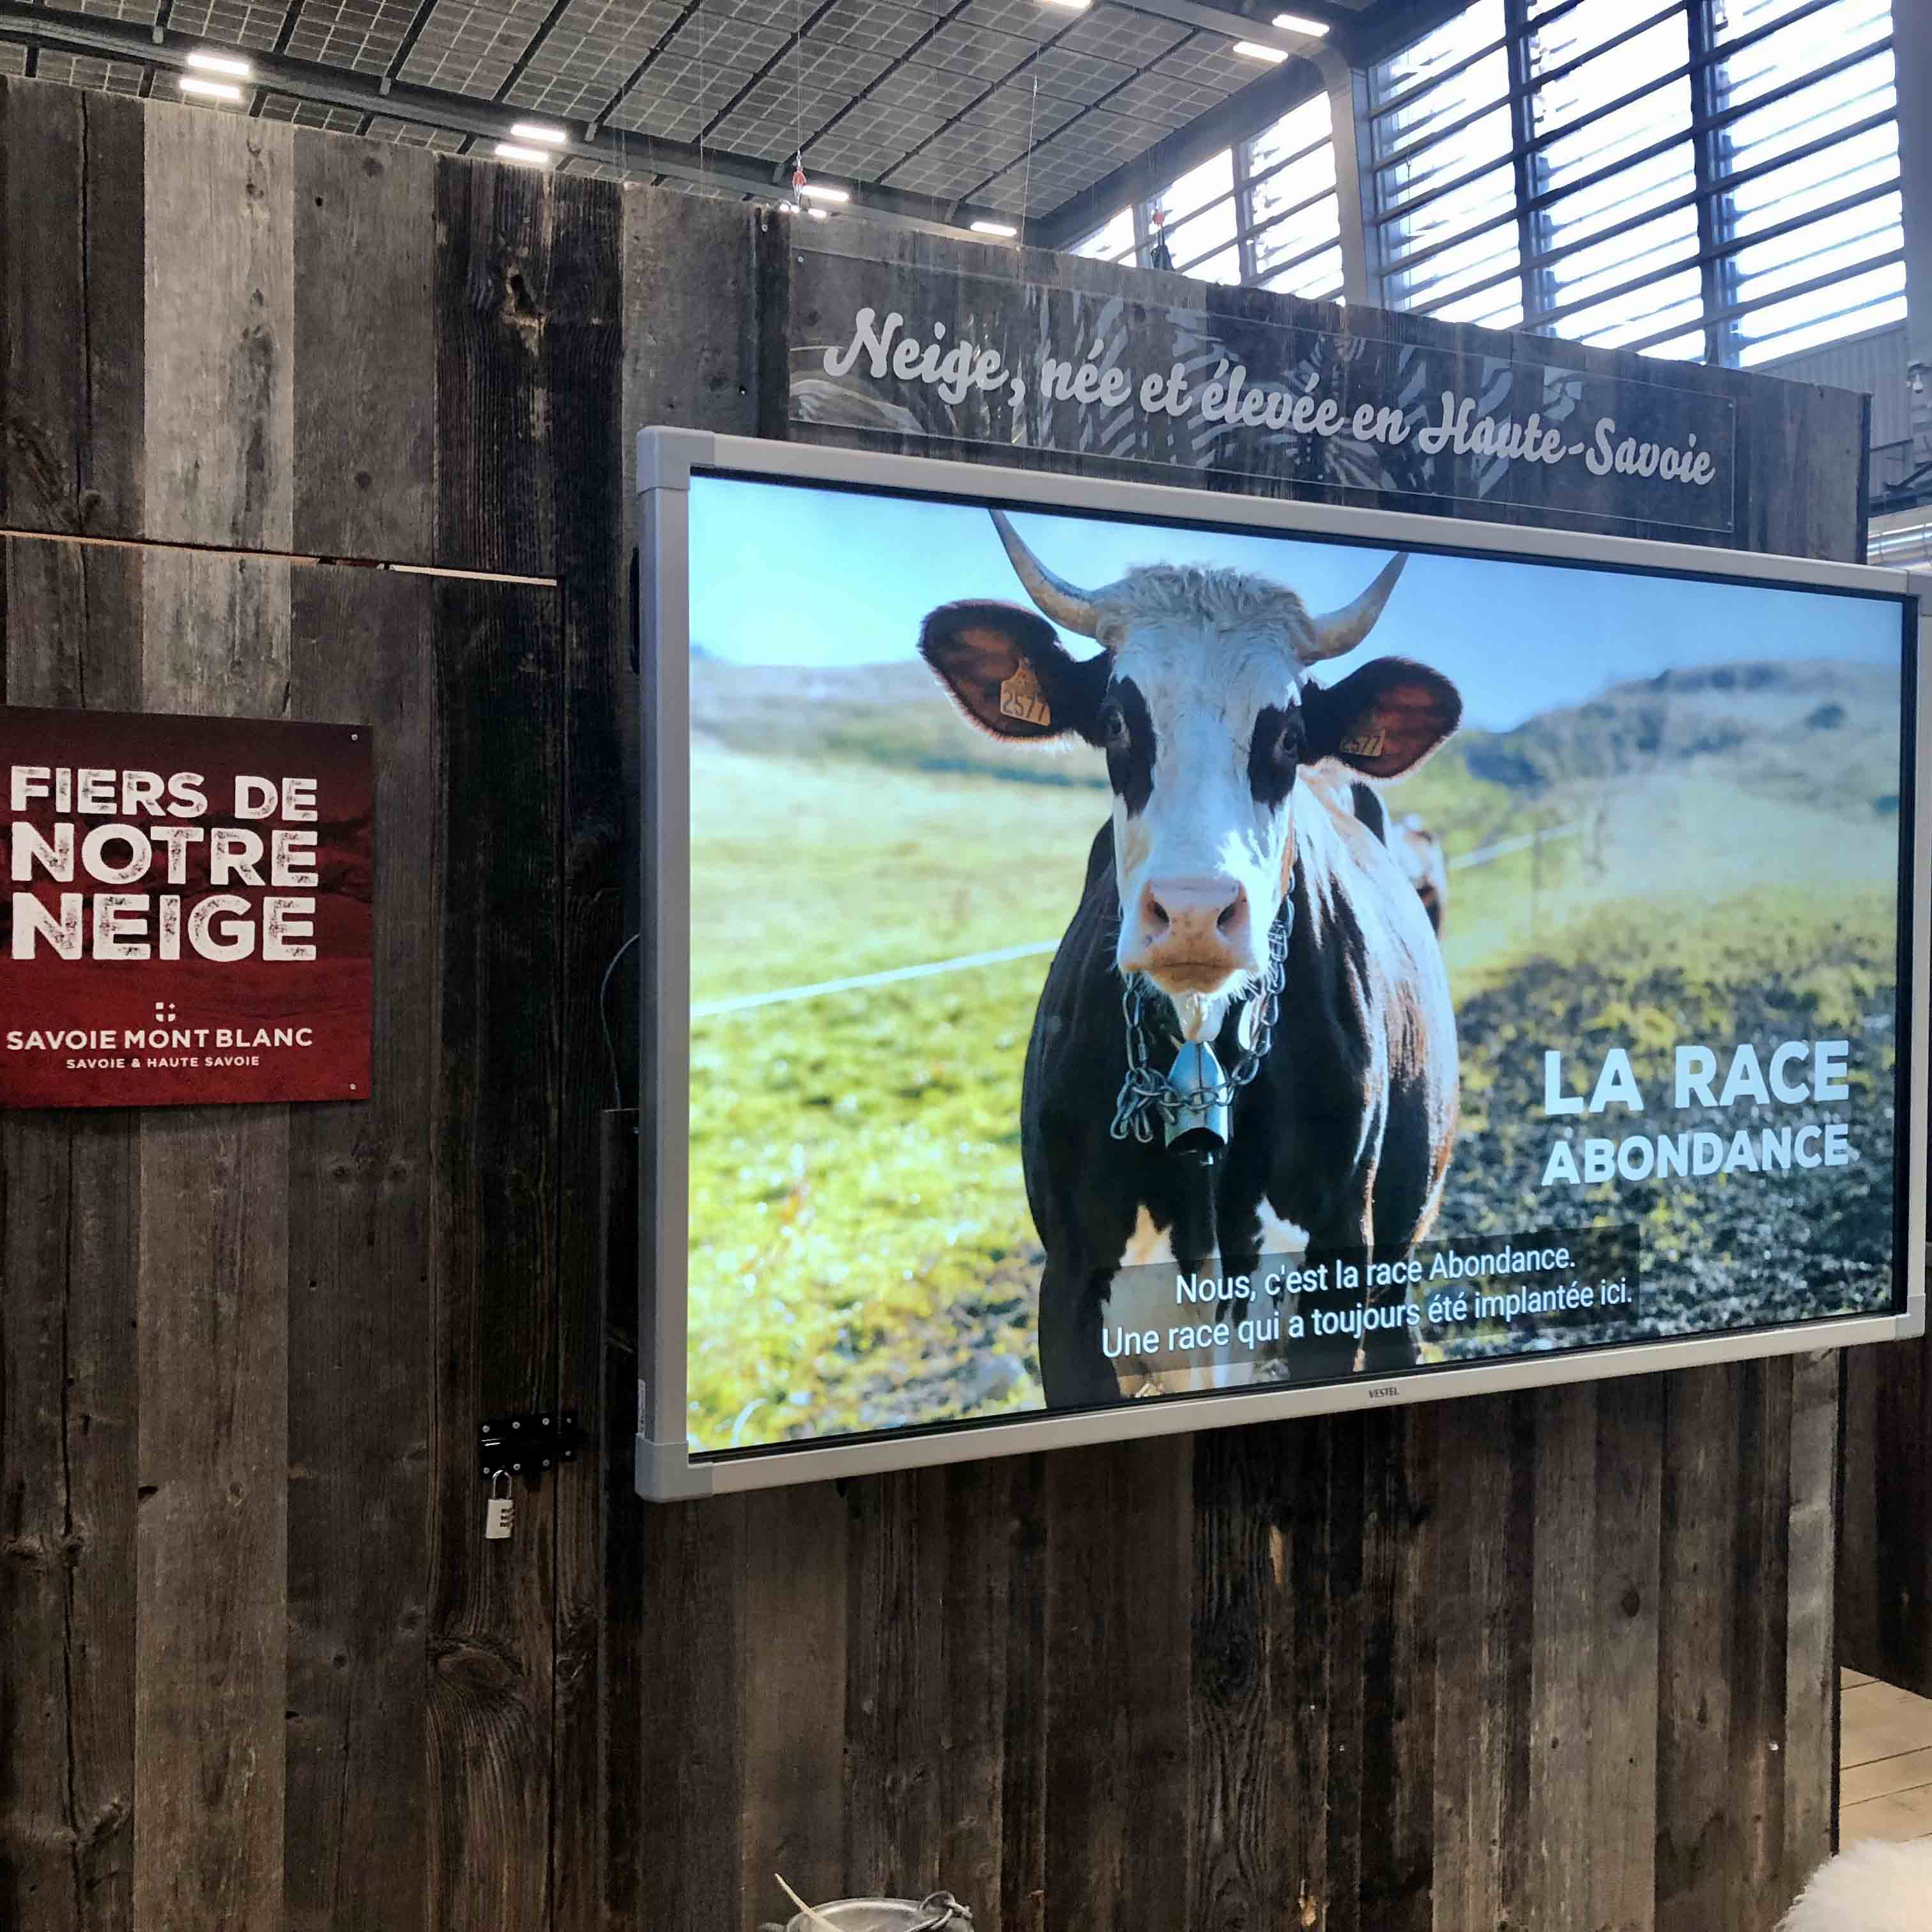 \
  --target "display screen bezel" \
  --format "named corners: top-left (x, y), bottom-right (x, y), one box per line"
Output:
top-left (636, 426), bottom-right (1929, 1501)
